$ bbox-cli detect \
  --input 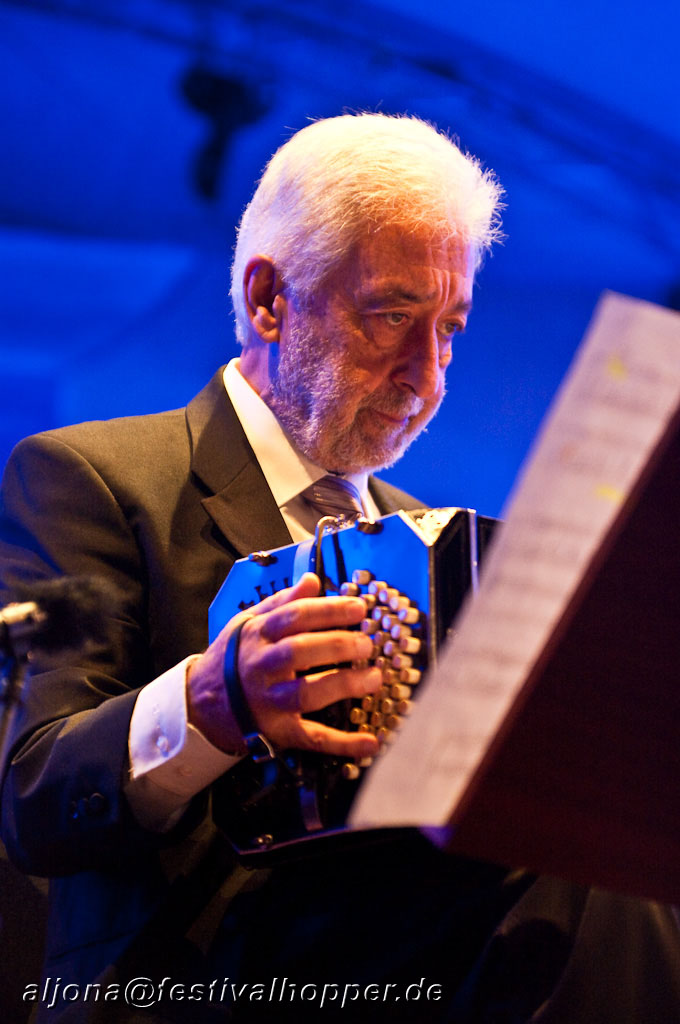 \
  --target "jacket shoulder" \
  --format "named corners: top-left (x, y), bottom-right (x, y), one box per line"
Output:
top-left (33, 406), bottom-right (186, 462)
top-left (6, 407), bottom-right (190, 497)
